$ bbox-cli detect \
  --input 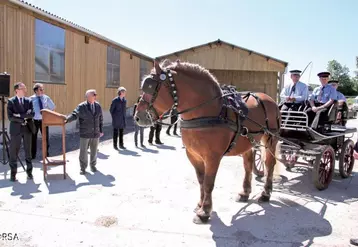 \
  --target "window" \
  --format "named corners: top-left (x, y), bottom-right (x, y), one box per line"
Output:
top-left (107, 46), bottom-right (120, 87)
top-left (139, 59), bottom-right (148, 88)
top-left (35, 19), bottom-right (65, 83)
